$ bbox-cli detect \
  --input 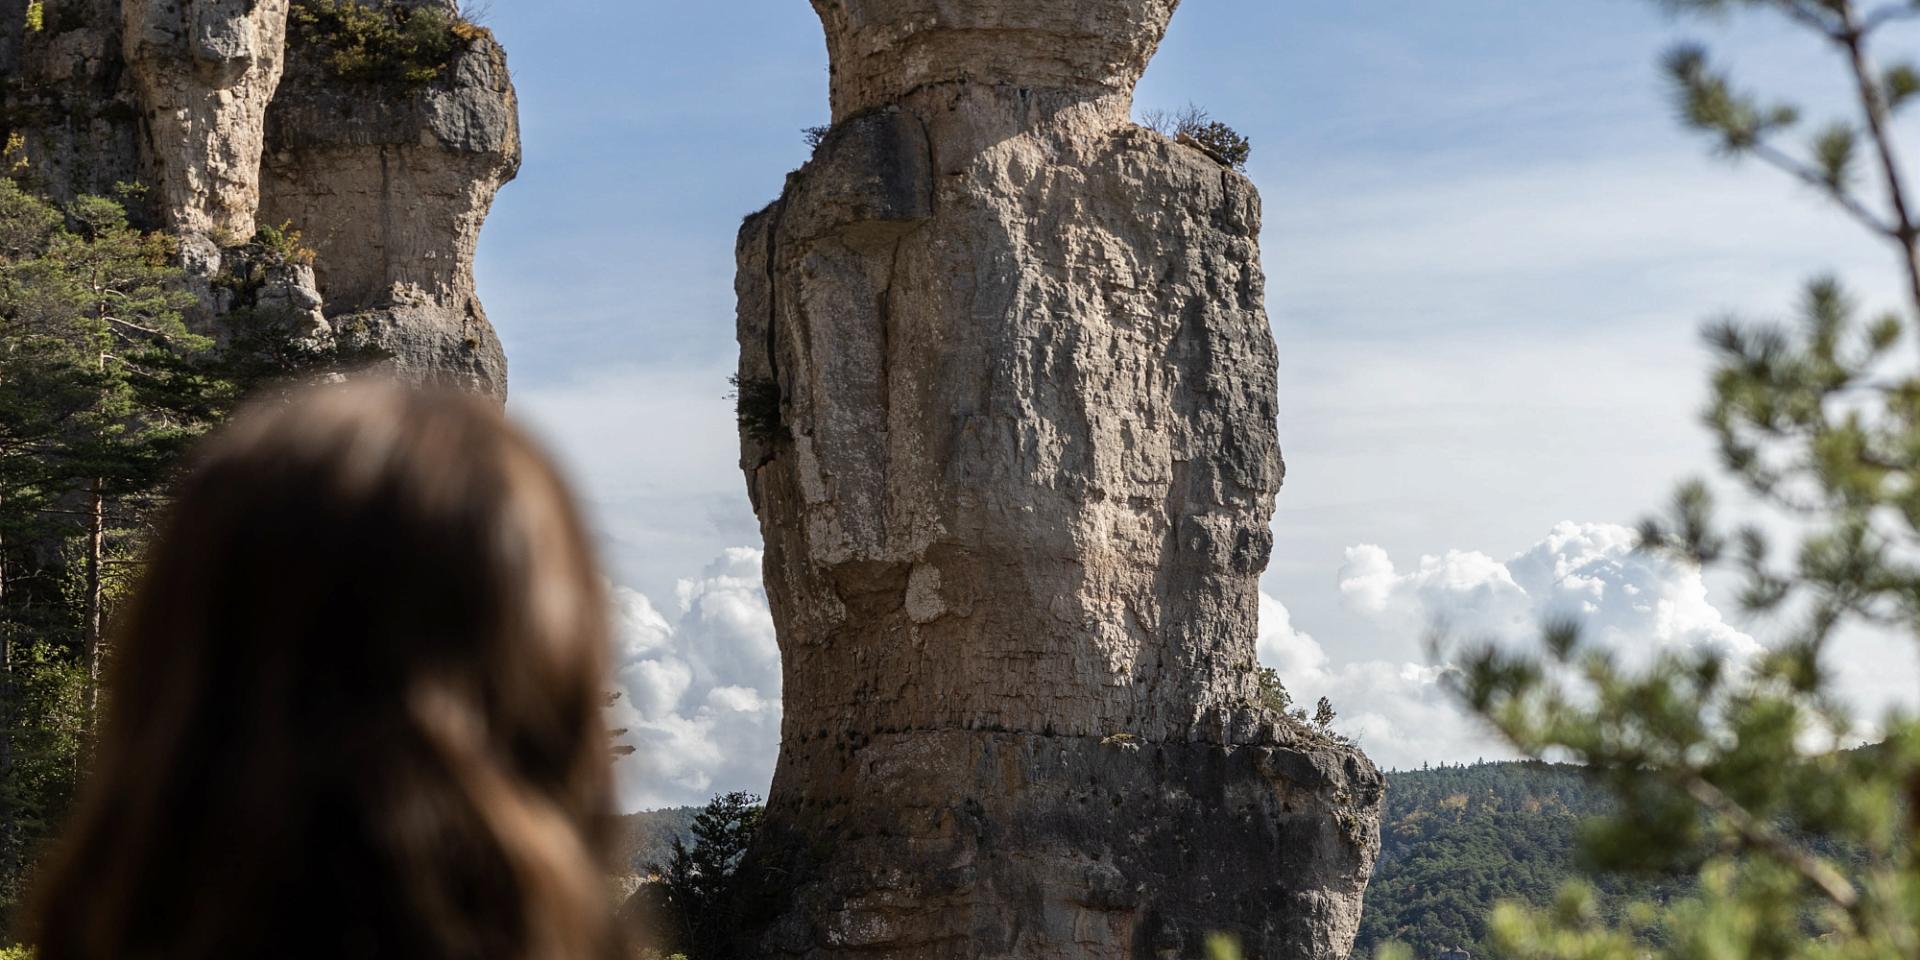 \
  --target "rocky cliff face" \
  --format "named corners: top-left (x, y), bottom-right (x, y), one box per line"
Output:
top-left (123, 0), bottom-right (289, 239)
top-left (735, 2), bottom-right (1383, 958)
top-left (0, 0), bottom-right (516, 395)
top-left (258, 0), bottom-right (515, 394)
